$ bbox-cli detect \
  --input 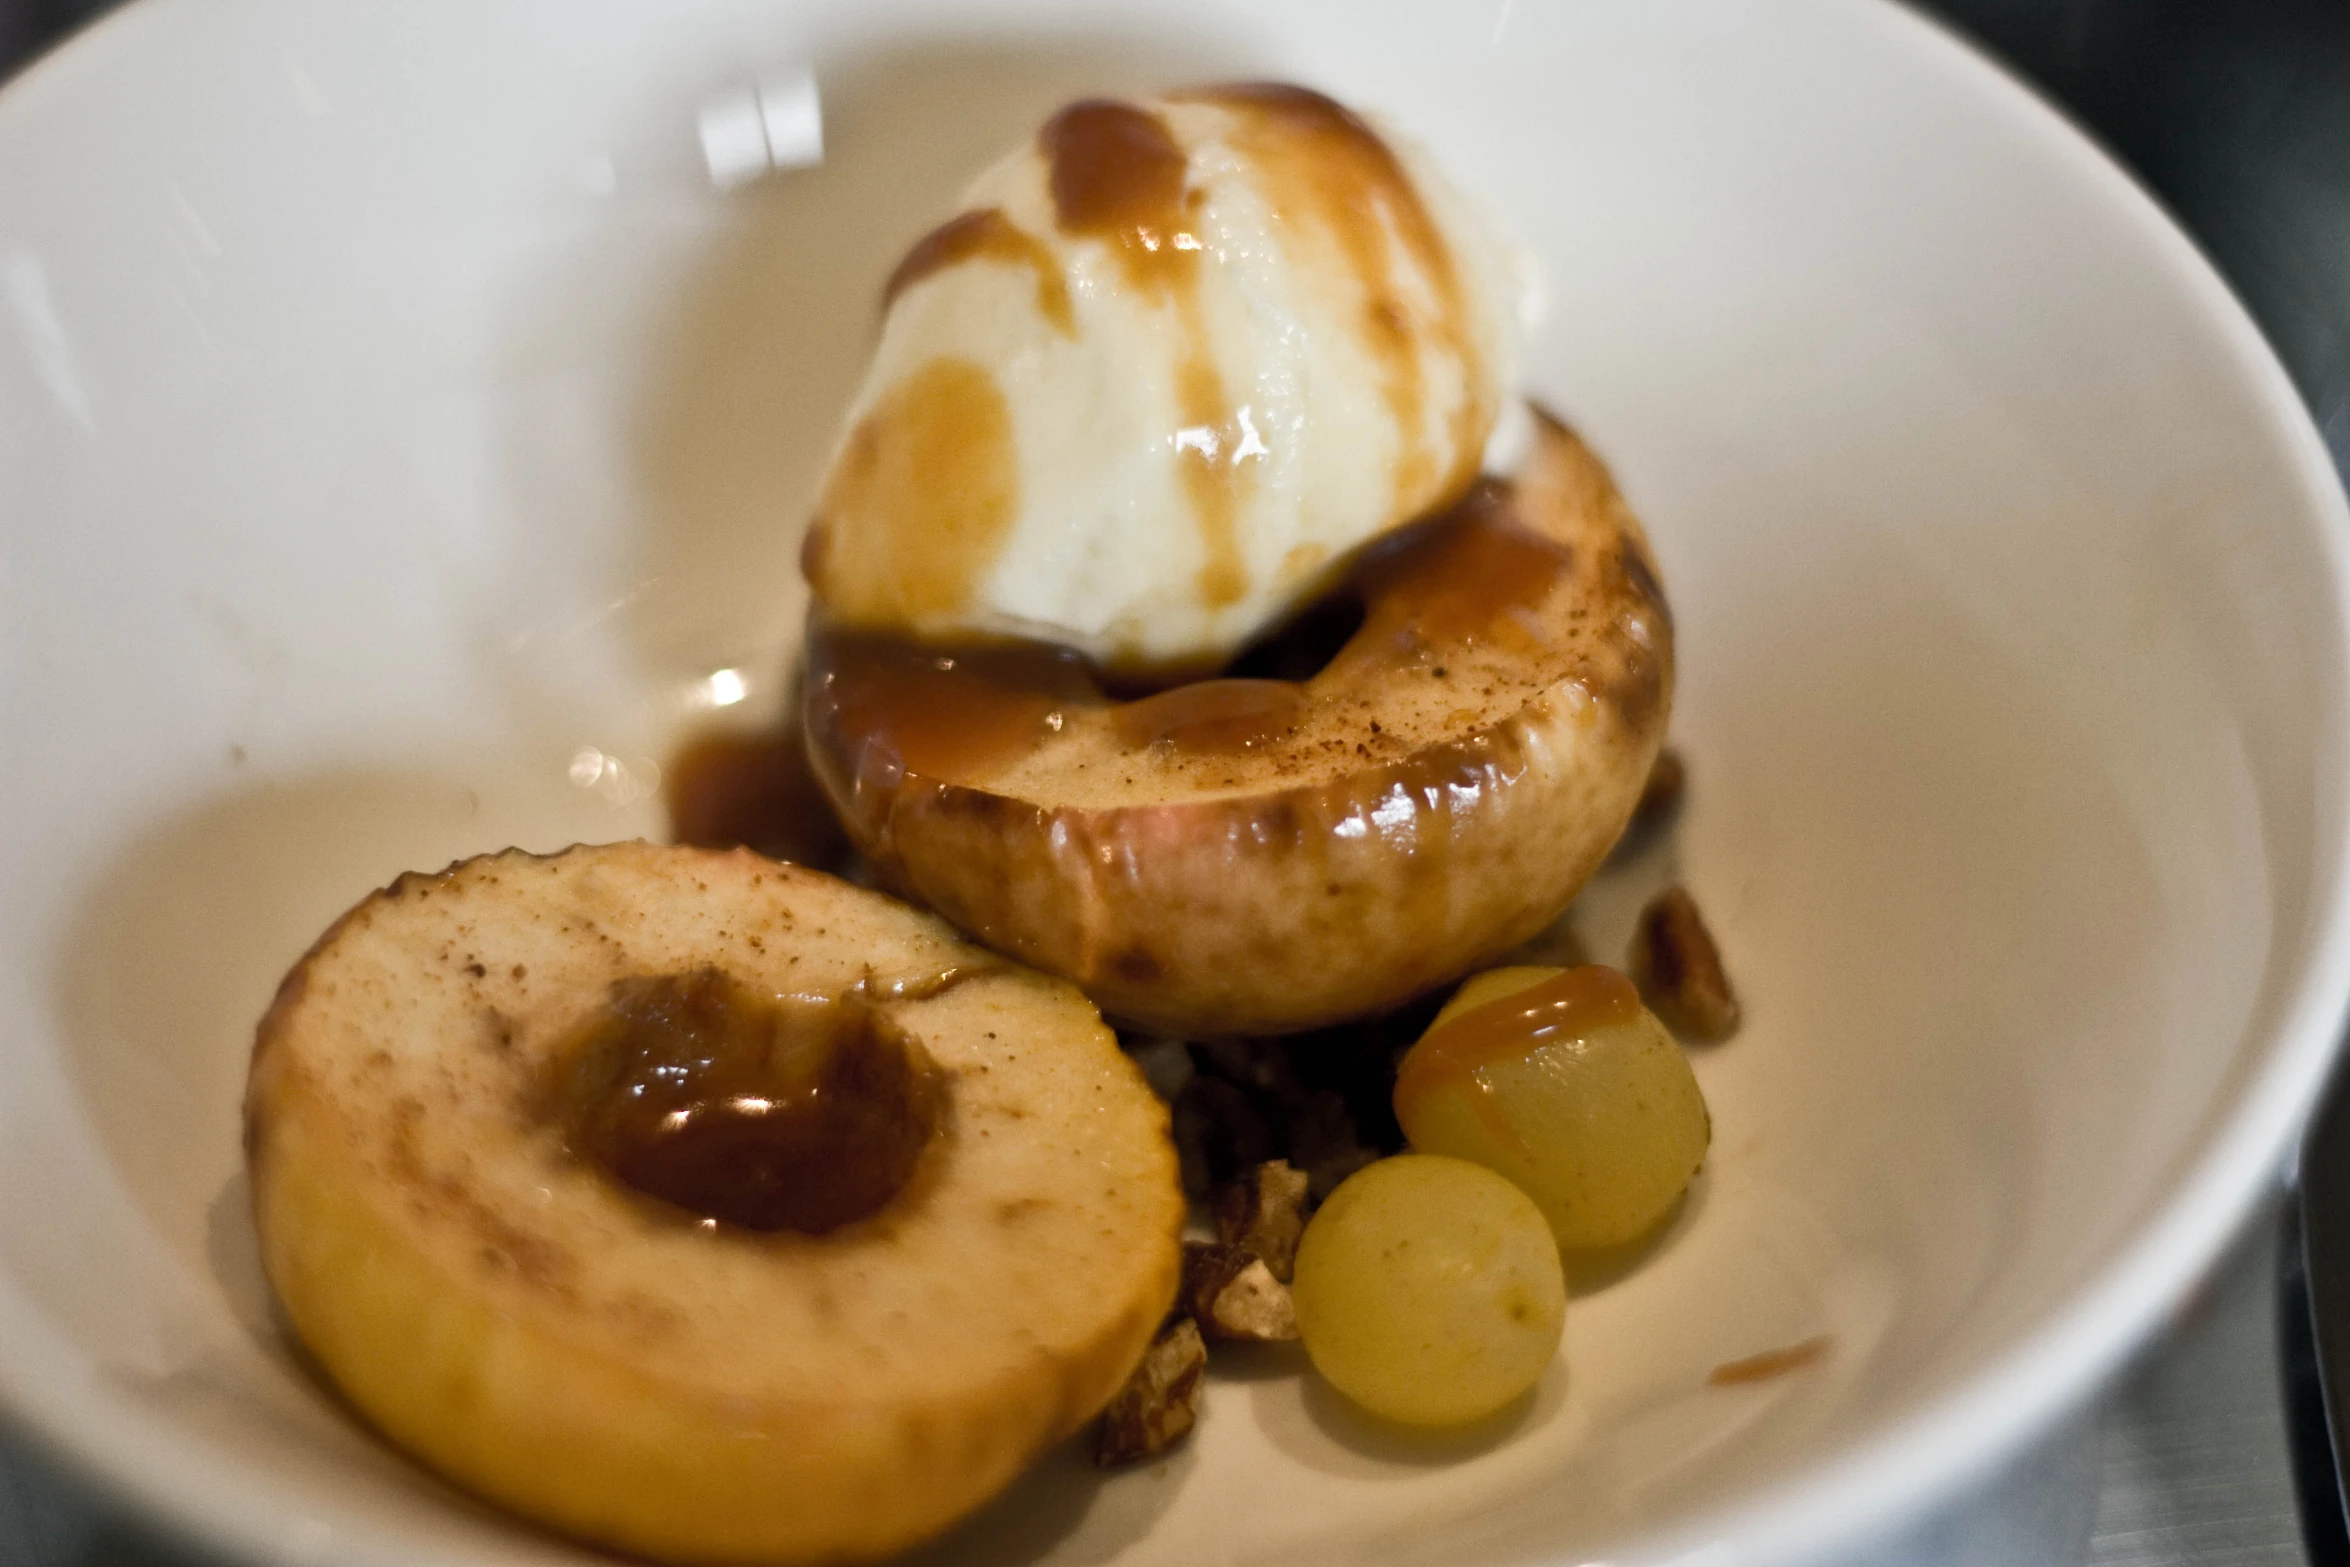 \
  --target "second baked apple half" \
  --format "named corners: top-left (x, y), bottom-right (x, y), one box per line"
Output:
top-left (804, 409), bottom-right (1672, 1037)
